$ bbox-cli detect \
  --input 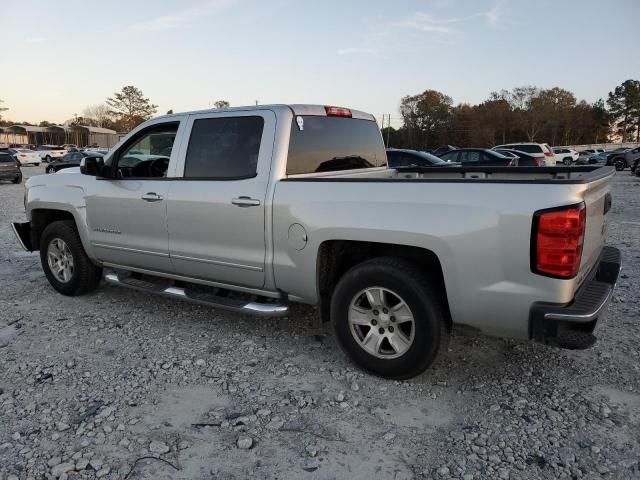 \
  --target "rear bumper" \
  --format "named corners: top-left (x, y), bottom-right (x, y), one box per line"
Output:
top-left (11, 222), bottom-right (34, 251)
top-left (530, 246), bottom-right (621, 349)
